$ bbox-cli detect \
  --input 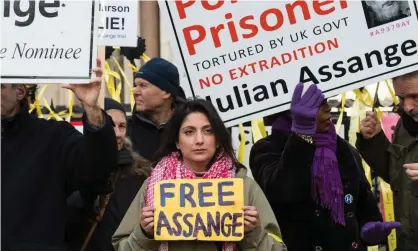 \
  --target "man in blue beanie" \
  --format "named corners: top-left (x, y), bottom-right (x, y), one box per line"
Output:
top-left (128, 57), bottom-right (185, 160)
